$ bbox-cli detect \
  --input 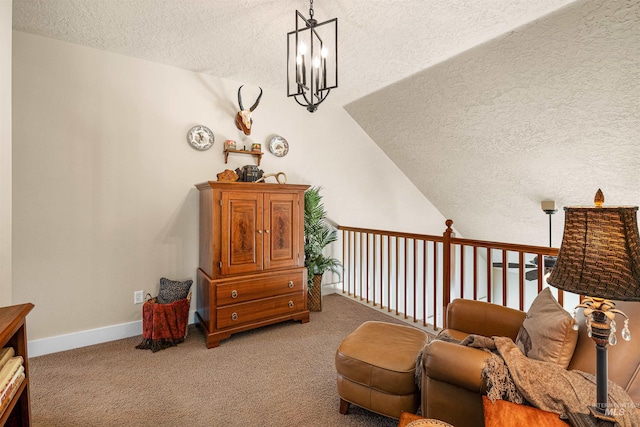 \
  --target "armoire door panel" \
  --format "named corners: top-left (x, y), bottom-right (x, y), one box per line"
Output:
top-left (221, 192), bottom-right (263, 275)
top-left (264, 192), bottom-right (300, 270)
